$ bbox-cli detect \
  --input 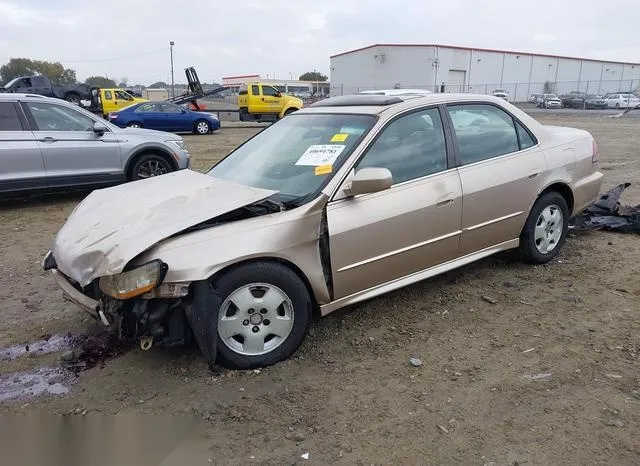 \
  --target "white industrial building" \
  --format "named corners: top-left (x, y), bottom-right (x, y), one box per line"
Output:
top-left (329, 44), bottom-right (640, 101)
